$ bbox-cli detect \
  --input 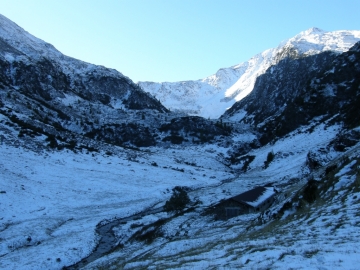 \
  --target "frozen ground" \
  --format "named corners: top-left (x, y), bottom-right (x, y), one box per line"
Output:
top-left (0, 142), bottom-right (232, 269)
top-left (91, 125), bottom-right (360, 270)
top-left (1, 123), bottom-right (359, 269)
